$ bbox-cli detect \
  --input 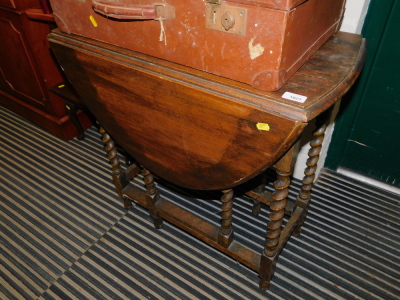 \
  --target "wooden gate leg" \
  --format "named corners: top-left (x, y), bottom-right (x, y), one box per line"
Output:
top-left (218, 189), bottom-right (234, 248)
top-left (142, 167), bottom-right (163, 229)
top-left (293, 109), bottom-right (332, 236)
top-left (265, 170), bottom-right (291, 255)
top-left (258, 168), bottom-right (291, 290)
top-left (259, 142), bottom-right (300, 289)
top-left (265, 142), bottom-right (299, 255)
top-left (99, 125), bottom-right (131, 209)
